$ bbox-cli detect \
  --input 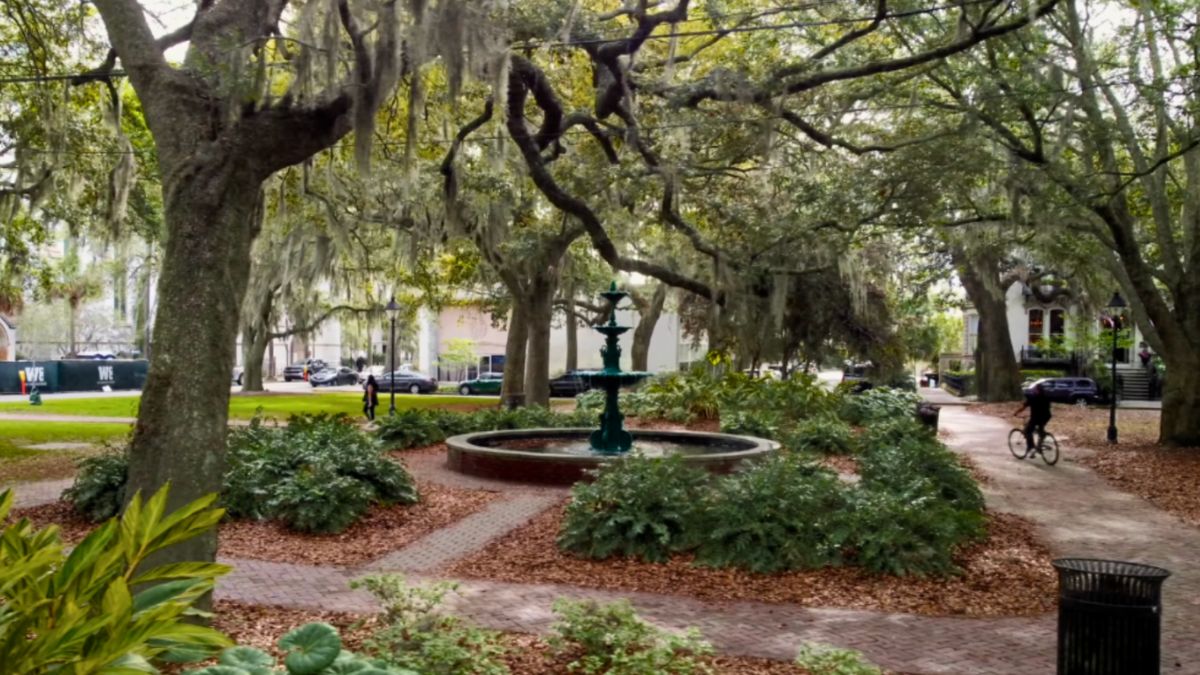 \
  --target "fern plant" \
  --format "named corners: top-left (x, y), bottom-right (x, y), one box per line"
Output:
top-left (557, 456), bottom-right (709, 562)
top-left (784, 415), bottom-right (854, 455)
top-left (1, 485), bottom-right (232, 672)
top-left (62, 450), bottom-right (129, 521)
top-left (694, 455), bottom-right (850, 572)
